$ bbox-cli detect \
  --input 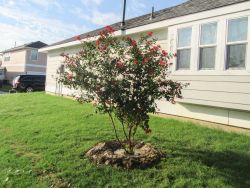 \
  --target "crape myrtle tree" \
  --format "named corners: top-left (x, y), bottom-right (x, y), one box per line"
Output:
top-left (60, 26), bottom-right (185, 154)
